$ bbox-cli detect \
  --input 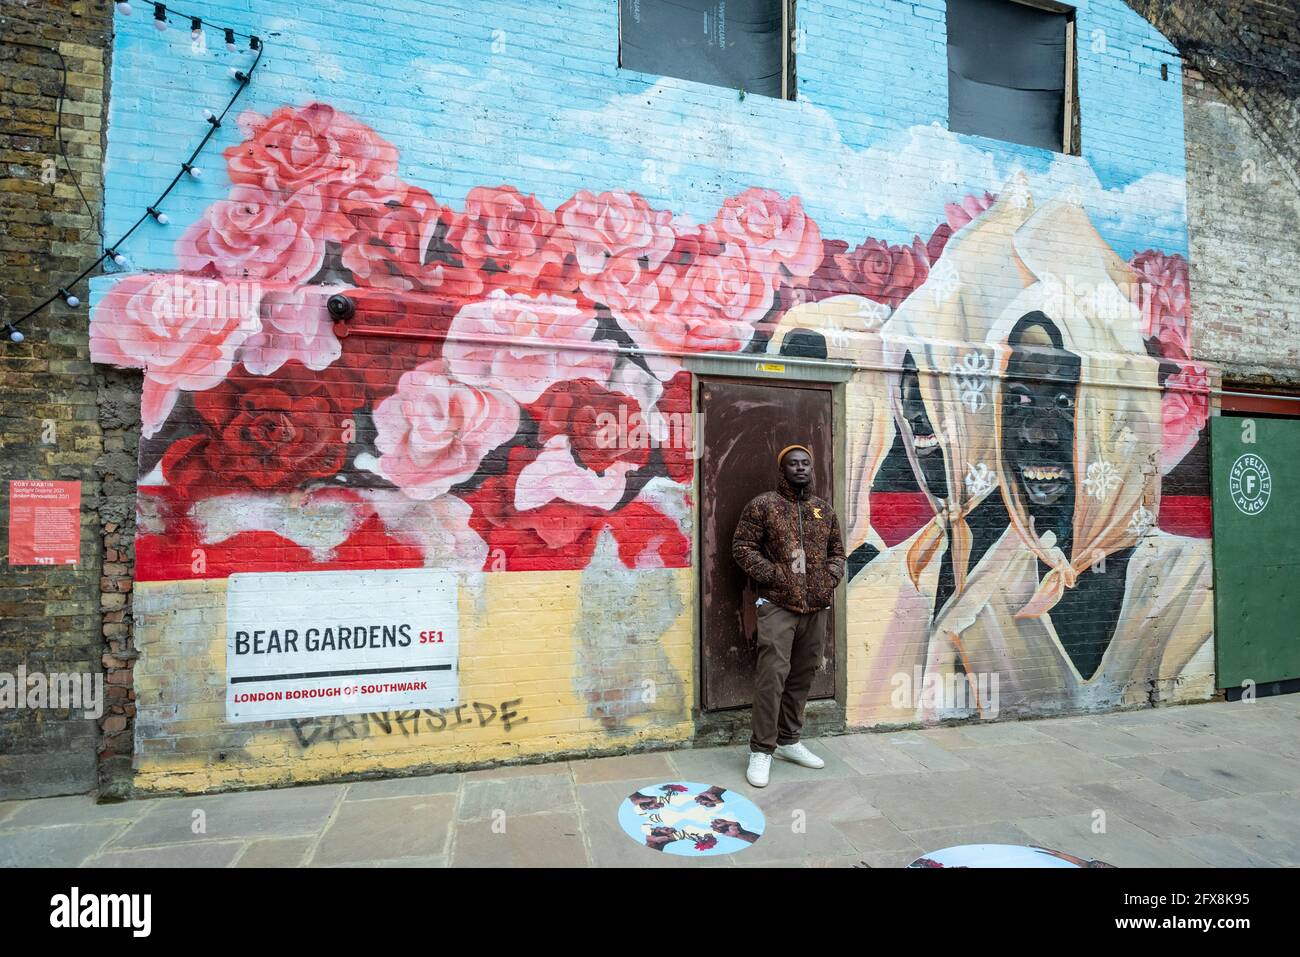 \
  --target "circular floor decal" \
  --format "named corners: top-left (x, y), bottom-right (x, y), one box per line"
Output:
top-left (618, 782), bottom-right (766, 856)
top-left (906, 844), bottom-right (1115, 868)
